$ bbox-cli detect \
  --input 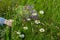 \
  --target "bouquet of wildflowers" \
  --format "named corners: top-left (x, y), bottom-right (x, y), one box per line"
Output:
top-left (12, 5), bottom-right (46, 40)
